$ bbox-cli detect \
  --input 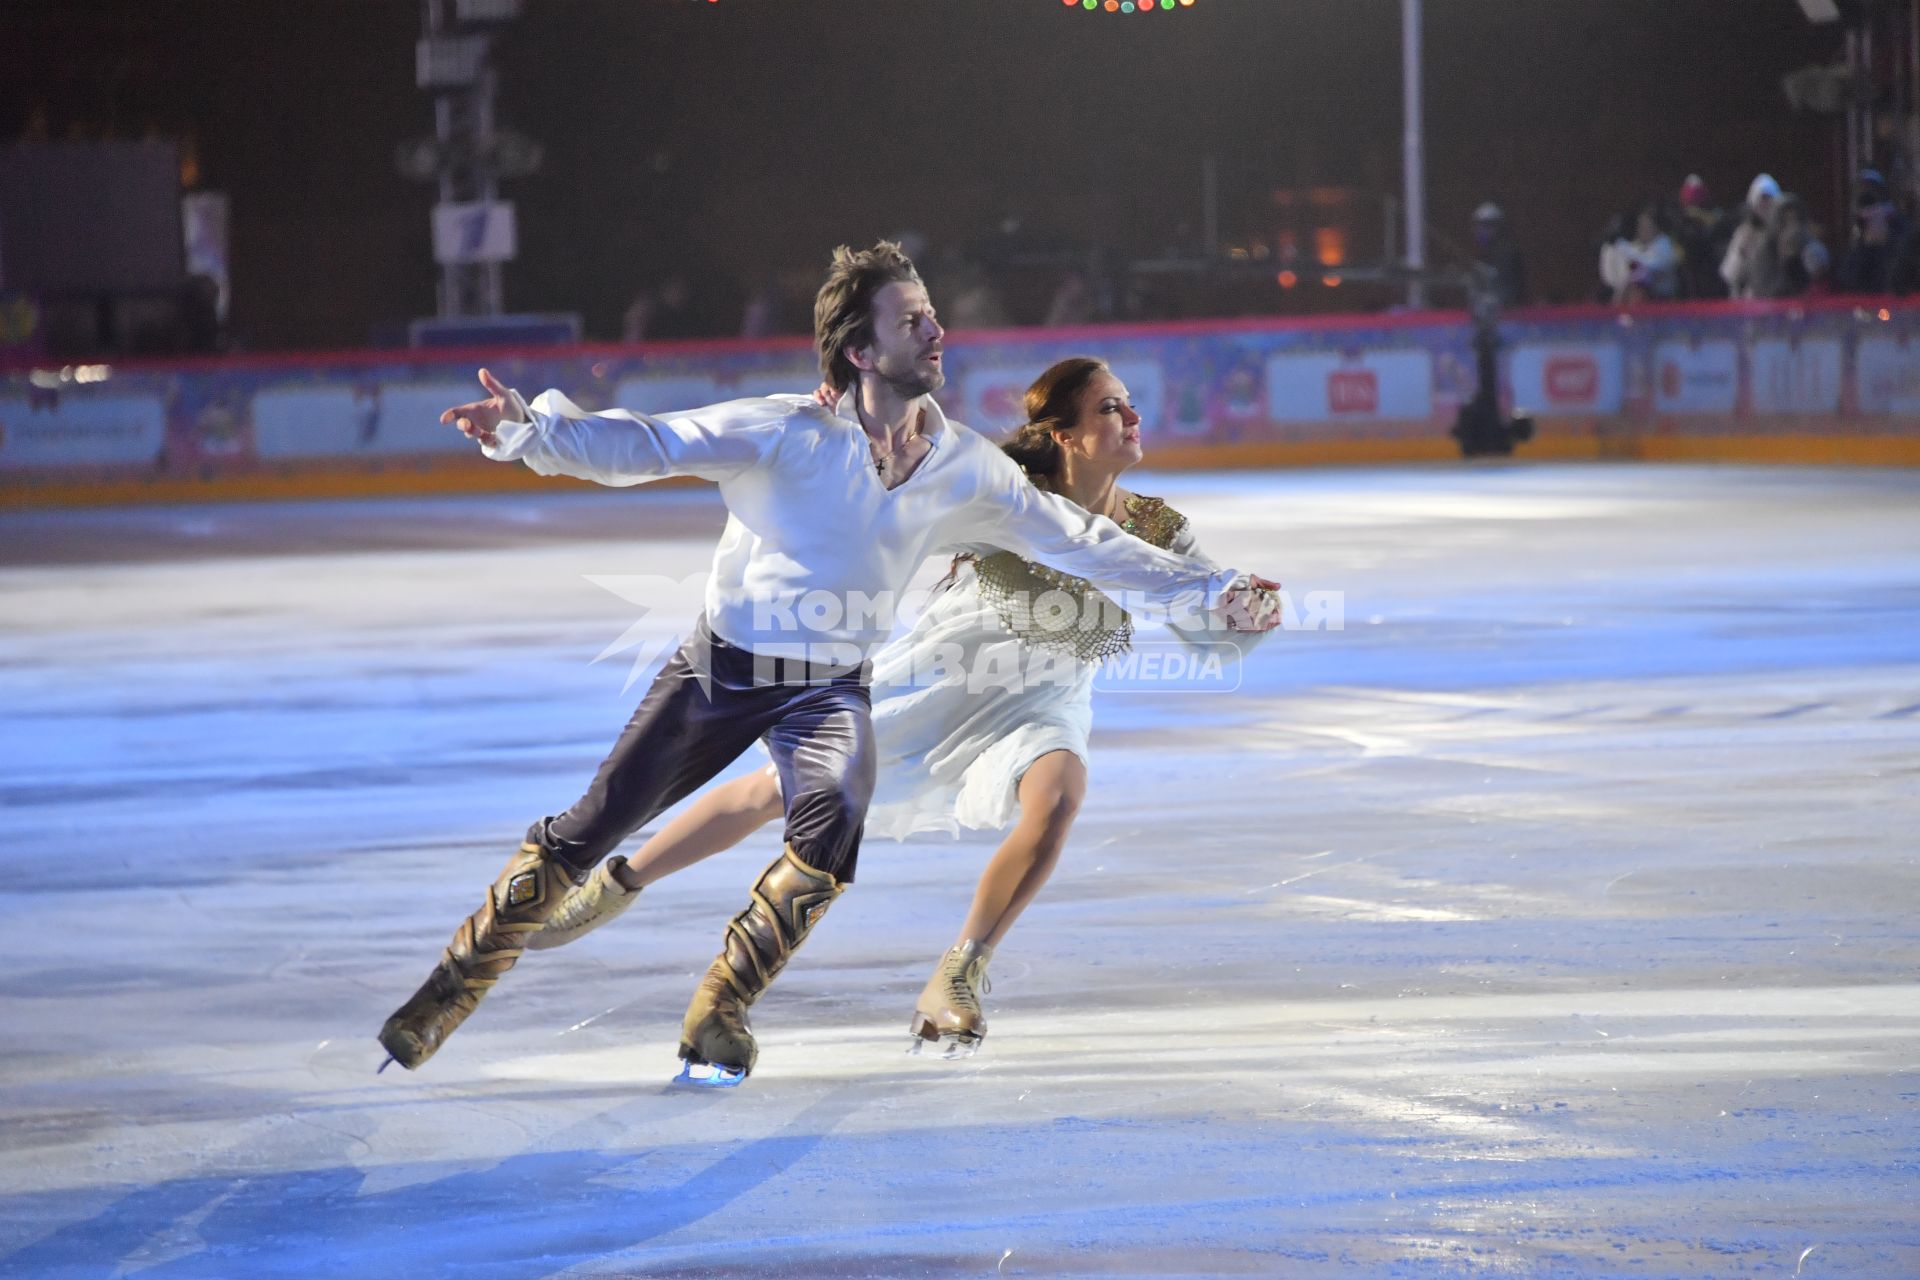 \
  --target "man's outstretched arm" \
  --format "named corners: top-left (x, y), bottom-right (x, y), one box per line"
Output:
top-left (960, 442), bottom-right (1280, 631)
top-left (442, 368), bottom-right (785, 486)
